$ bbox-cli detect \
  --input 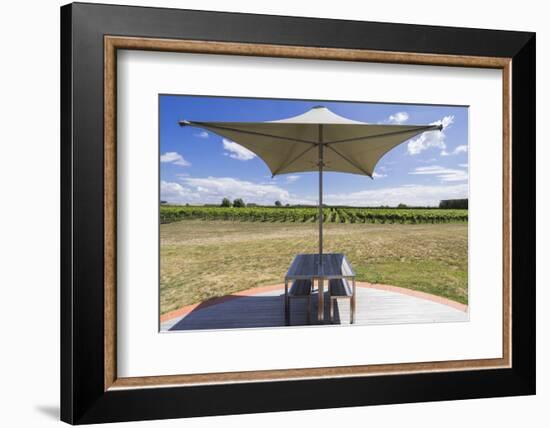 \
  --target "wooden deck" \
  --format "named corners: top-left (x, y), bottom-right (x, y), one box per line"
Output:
top-left (162, 286), bottom-right (468, 331)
